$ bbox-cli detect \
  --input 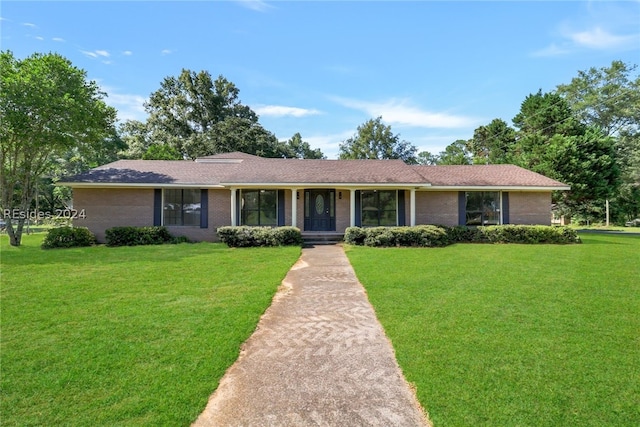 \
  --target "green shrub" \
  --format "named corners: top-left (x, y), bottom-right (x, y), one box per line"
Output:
top-left (480, 225), bottom-right (580, 244)
top-left (42, 226), bottom-right (96, 249)
top-left (345, 225), bottom-right (579, 247)
top-left (344, 227), bottom-right (367, 245)
top-left (346, 225), bottom-right (450, 247)
top-left (217, 226), bottom-right (302, 247)
top-left (445, 225), bottom-right (486, 243)
top-left (272, 227), bottom-right (304, 246)
top-left (105, 226), bottom-right (184, 247)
